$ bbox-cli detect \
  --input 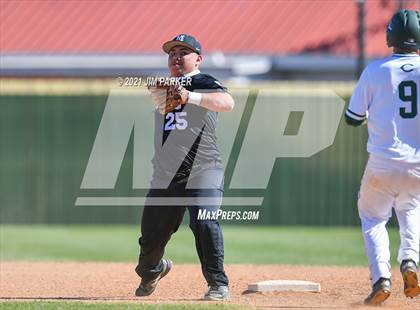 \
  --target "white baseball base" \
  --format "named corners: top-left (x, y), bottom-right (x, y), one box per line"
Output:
top-left (248, 280), bottom-right (321, 293)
